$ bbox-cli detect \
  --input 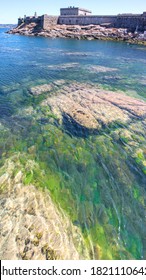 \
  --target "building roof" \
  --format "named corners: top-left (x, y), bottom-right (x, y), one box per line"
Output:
top-left (78, 7), bottom-right (92, 13)
top-left (61, 7), bottom-right (92, 13)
